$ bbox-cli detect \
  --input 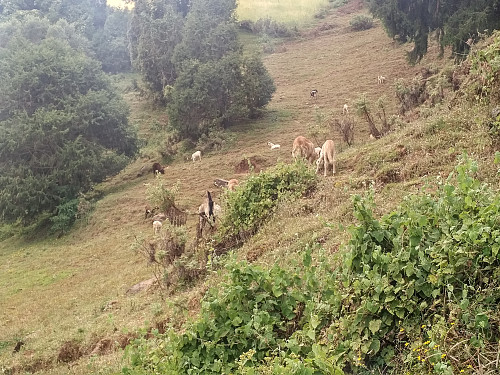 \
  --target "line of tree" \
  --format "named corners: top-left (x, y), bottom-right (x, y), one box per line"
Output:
top-left (129, 0), bottom-right (276, 140)
top-left (367, 0), bottom-right (500, 63)
top-left (0, 0), bottom-right (132, 73)
top-left (0, 15), bottom-right (137, 227)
